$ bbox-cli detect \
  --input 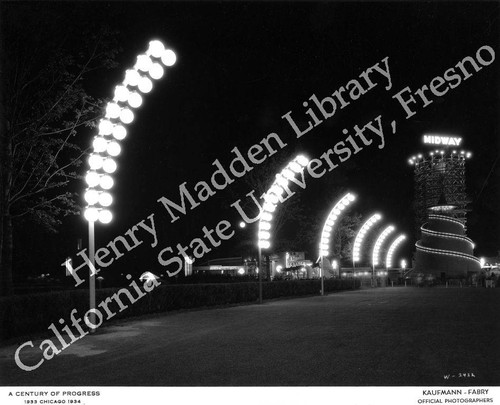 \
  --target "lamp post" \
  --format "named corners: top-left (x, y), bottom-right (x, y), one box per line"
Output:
top-left (318, 192), bottom-right (356, 296)
top-left (385, 234), bottom-right (406, 269)
top-left (352, 213), bottom-right (382, 278)
top-left (257, 155), bottom-right (309, 304)
top-left (258, 245), bottom-right (262, 304)
top-left (83, 40), bottom-right (176, 330)
top-left (371, 225), bottom-right (395, 287)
